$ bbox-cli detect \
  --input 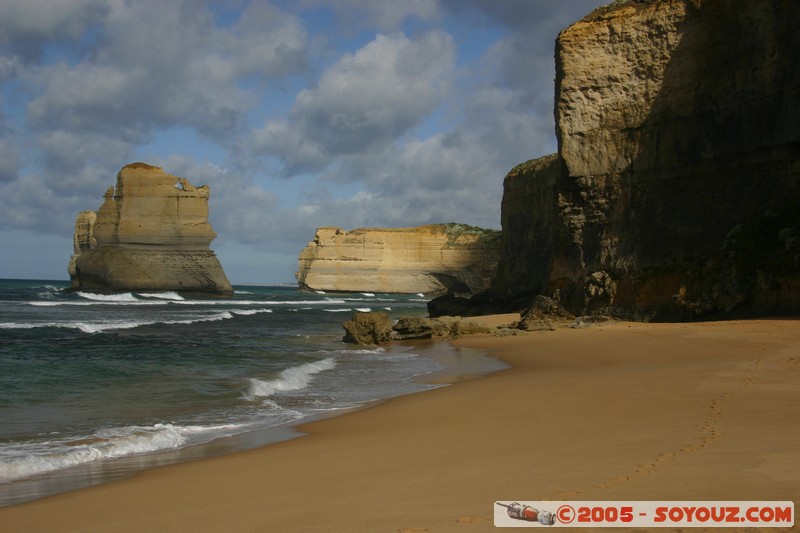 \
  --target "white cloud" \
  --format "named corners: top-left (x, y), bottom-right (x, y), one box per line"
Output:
top-left (27, 63), bottom-right (145, 134)
top-left (299, 0), bottom-right (439, 31)
top-left (0, 102), bottom-right (20, 182)
top-left (0, 0), bottom-right (109, 62)
top-left (0, 0), bottom-right (610, 281)
top-left (254, 31), bottom-right (455, 174)
top-left (26, 0), bottom-right (308, 141)
top-left (1, 0), bottom-right (310, 239)
top-left (0, 138), bottom-right (19, 182)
